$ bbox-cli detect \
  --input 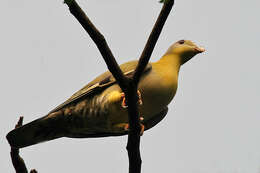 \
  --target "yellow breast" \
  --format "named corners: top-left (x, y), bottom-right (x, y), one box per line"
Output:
top-left (100, 59), bottom-right (180, 132)
top-left (138, 62), bottom-right (178, 120)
